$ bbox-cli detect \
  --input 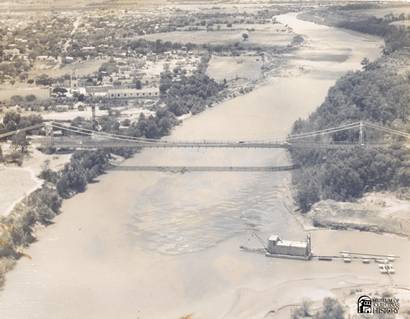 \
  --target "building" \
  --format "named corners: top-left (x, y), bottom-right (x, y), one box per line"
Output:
top-left (266, 234), bottom-right (312, 259)
top-left (86, 85), bottom-right (112, 97)
top-left (107, 87), bottom-right (159, 99)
